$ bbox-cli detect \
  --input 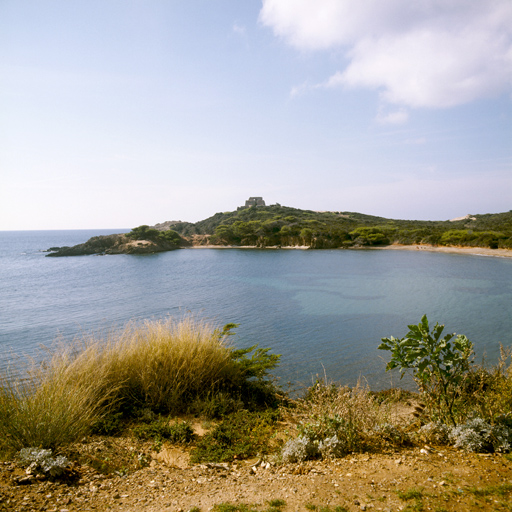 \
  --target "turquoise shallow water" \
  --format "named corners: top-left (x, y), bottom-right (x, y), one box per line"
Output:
top-left (1, 230), bottom-right (511, 390)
